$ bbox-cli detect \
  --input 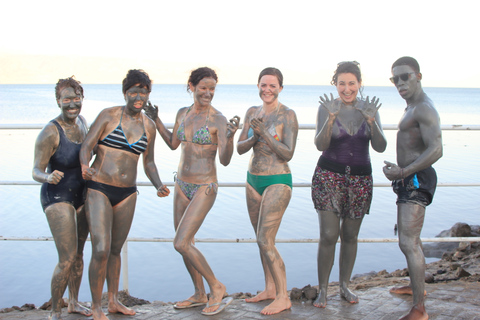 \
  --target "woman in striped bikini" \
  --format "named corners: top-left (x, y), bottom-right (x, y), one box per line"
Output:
top-left (79, 69), bottom-right (170, 320)
top-left (145, 67), bottom-right (240, 316)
